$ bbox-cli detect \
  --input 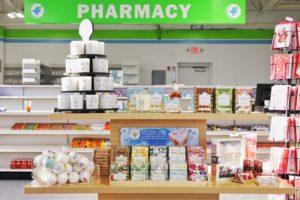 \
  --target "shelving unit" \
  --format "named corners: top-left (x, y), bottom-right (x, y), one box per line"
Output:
top-left (122, 61), bottom-right (140, 85)
top-left (0, 145), bottom-right (94, 153)
top-left (0, 168), bottom-right (33, 172)
top-left (0, 128), bottom-right (110, 137)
